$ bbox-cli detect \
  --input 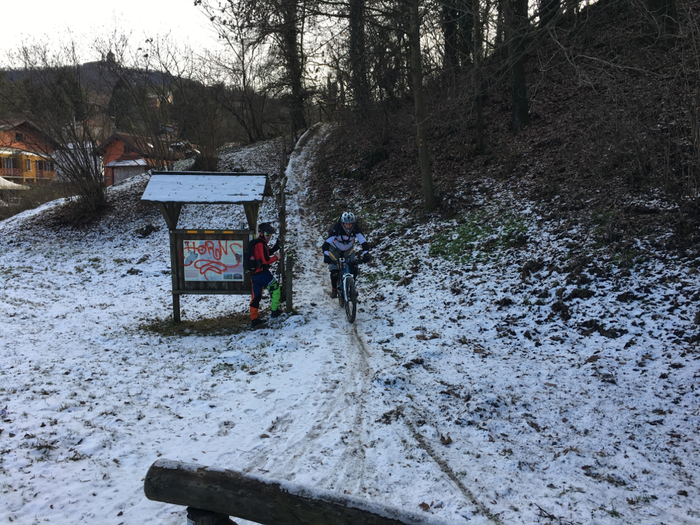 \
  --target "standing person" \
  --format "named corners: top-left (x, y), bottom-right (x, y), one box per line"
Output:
top-left (249, 222), bottom-right (281, 328)
top-left (322, 211), bottom-right (370, 298)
